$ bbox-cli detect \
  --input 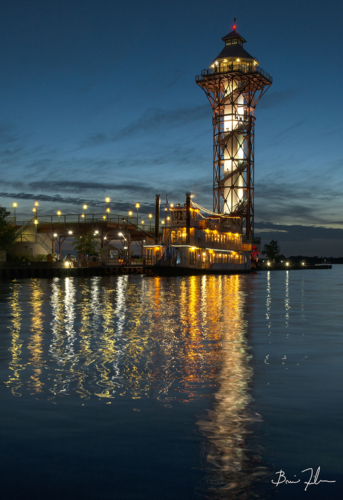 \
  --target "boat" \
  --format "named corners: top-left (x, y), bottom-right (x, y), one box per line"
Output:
top-left (144, 195), bottom-right (253, 275)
